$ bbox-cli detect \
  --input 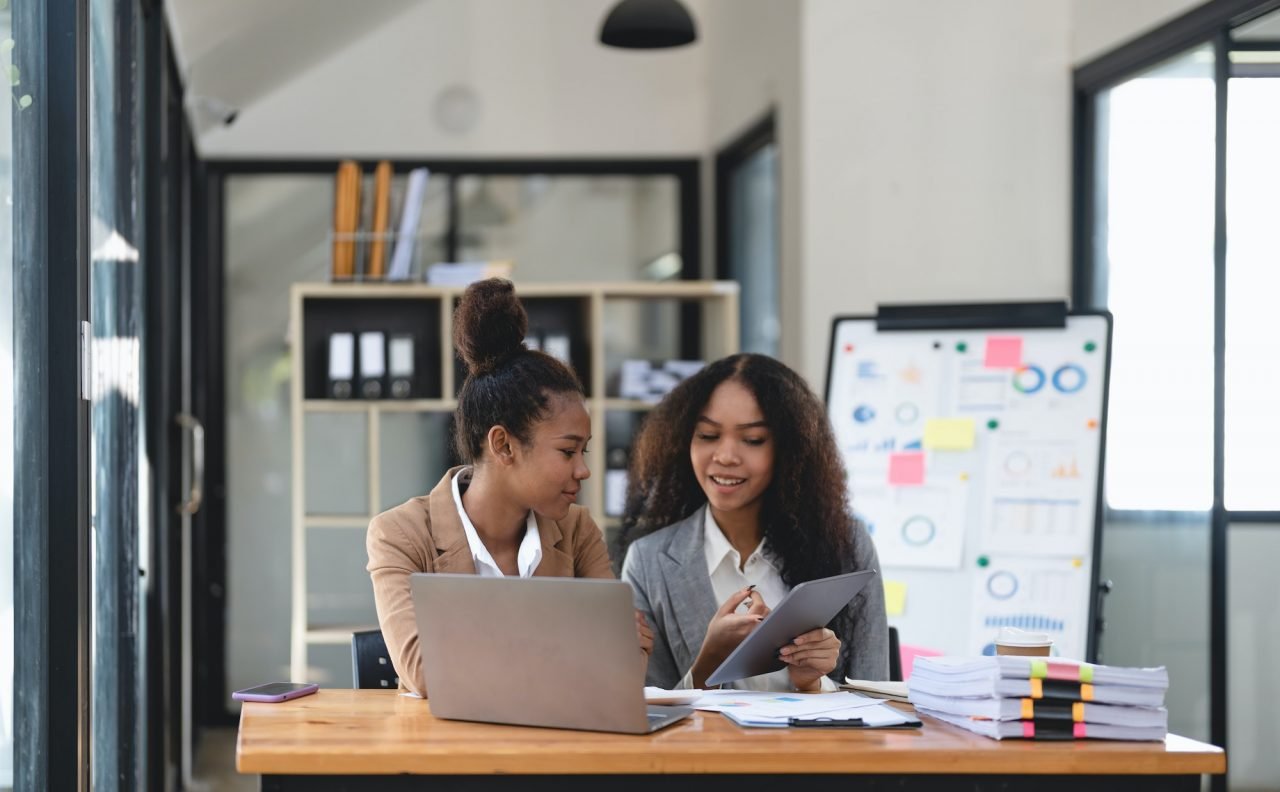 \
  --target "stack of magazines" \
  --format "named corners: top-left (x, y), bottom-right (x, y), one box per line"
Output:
top-left (908, 656), bottom-right (1169, 741)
